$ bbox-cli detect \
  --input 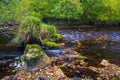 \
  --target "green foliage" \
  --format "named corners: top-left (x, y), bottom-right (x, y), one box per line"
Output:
top-left (24, 44), bottom-right (43, 54)
top-left (12, 16), bottom-right (61, 45)
top-left (77, 55), bottom-right (84, 60)
top-left (35, 78), bottom-right (39, 80)
top-left (1, 0), bottom-right (120, 25)
top-left (12, 16), bottom-right (41, 45)
top-left (0, 0), bottom-right (20, 23)
top-left (40, 23), bottom-right (63, 41)
top-left (44, 41), bottom-right (59, 49)
top-left (40, 23), bottom-right (57, 39)
top-left (81, 0), bottom-right (120, 23)
top-left (15, 0), bottom-right (31, 22)
top-left (54, 34), bottom-right (64, 41)
top-left (100, 0), bottom-right (120, 21)
top-left (29, 0), bottom-right (57, 18)
top-left (52, 0), bottom-right (83, 19)
top-left (81, 0), bottom-right (104, 22)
